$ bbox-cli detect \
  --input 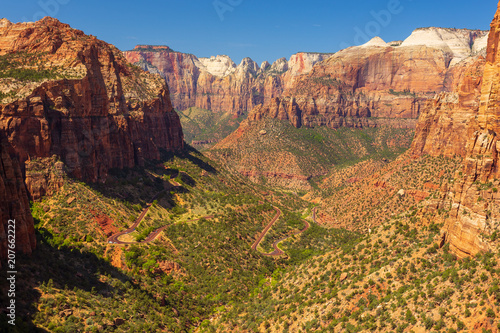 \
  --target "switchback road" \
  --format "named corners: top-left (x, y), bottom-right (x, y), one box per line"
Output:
top-left (252, 206), bottom-right (316, 257)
